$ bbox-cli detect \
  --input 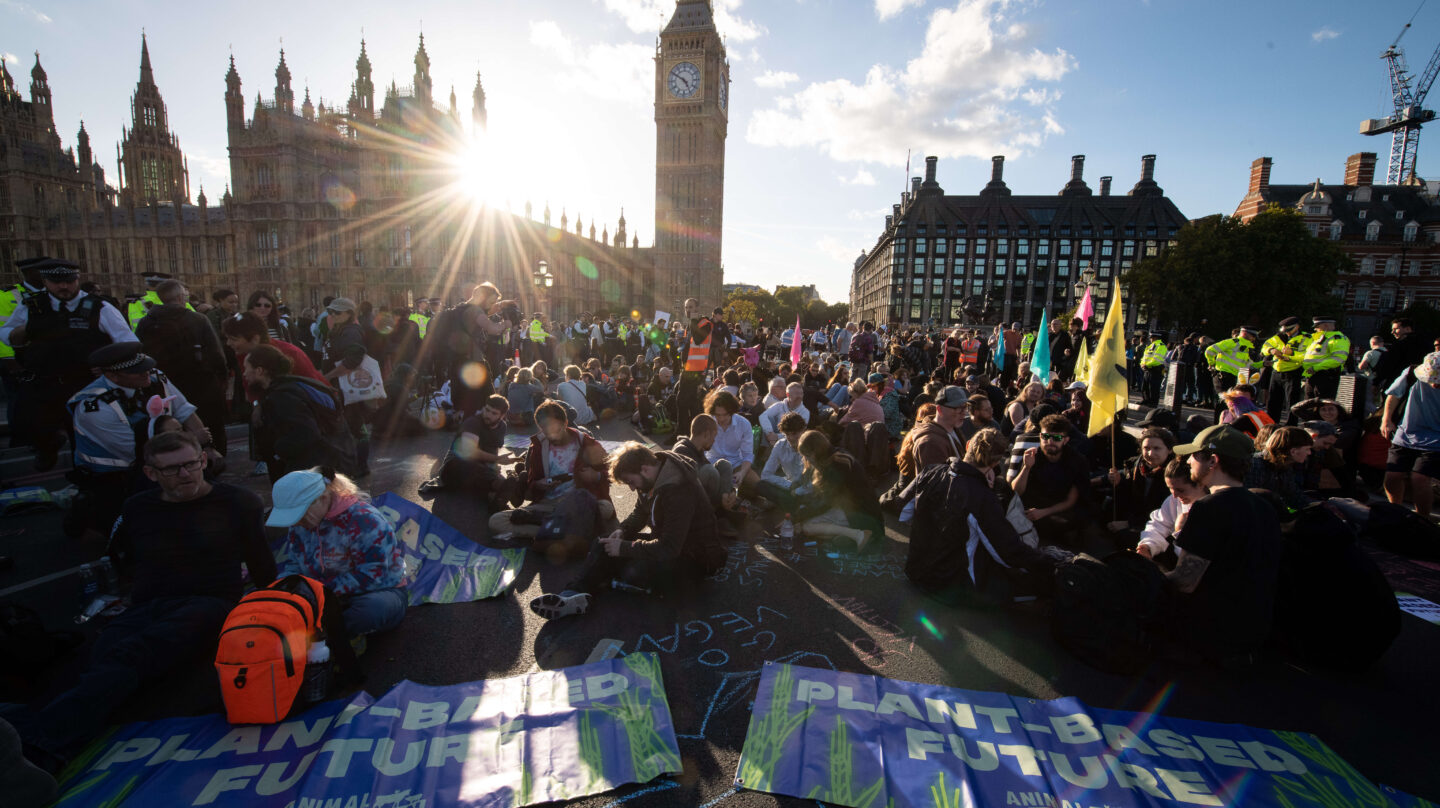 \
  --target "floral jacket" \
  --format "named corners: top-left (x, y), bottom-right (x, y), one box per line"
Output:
top-left (278, 496), bottom-right (405, 596)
